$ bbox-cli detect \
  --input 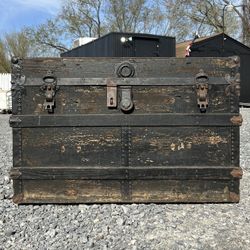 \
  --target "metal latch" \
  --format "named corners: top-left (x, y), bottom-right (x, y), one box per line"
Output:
top-left (40, 71), bottom-right (59, 113)
top-left (195, 69), bottom-right (209, 113)
top-left (120, 86), bottom-right (134, 112)
top-left (107, 79), bottom-right (117, 108)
